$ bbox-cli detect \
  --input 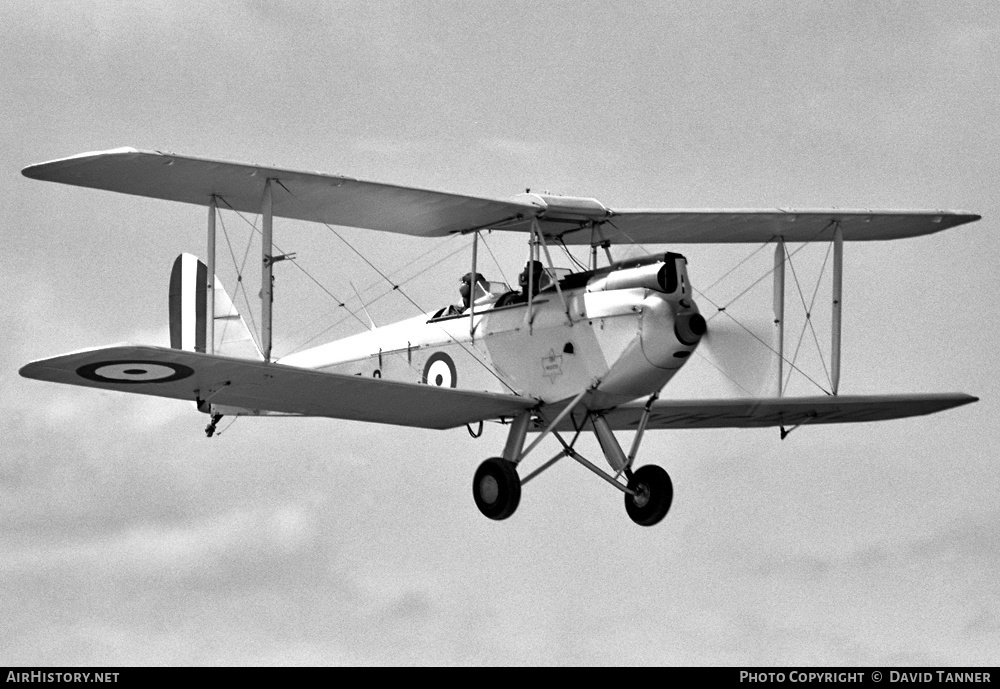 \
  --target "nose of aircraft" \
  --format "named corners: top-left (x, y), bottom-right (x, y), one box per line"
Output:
top-left (675, 311), bottom-right (707, 345)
